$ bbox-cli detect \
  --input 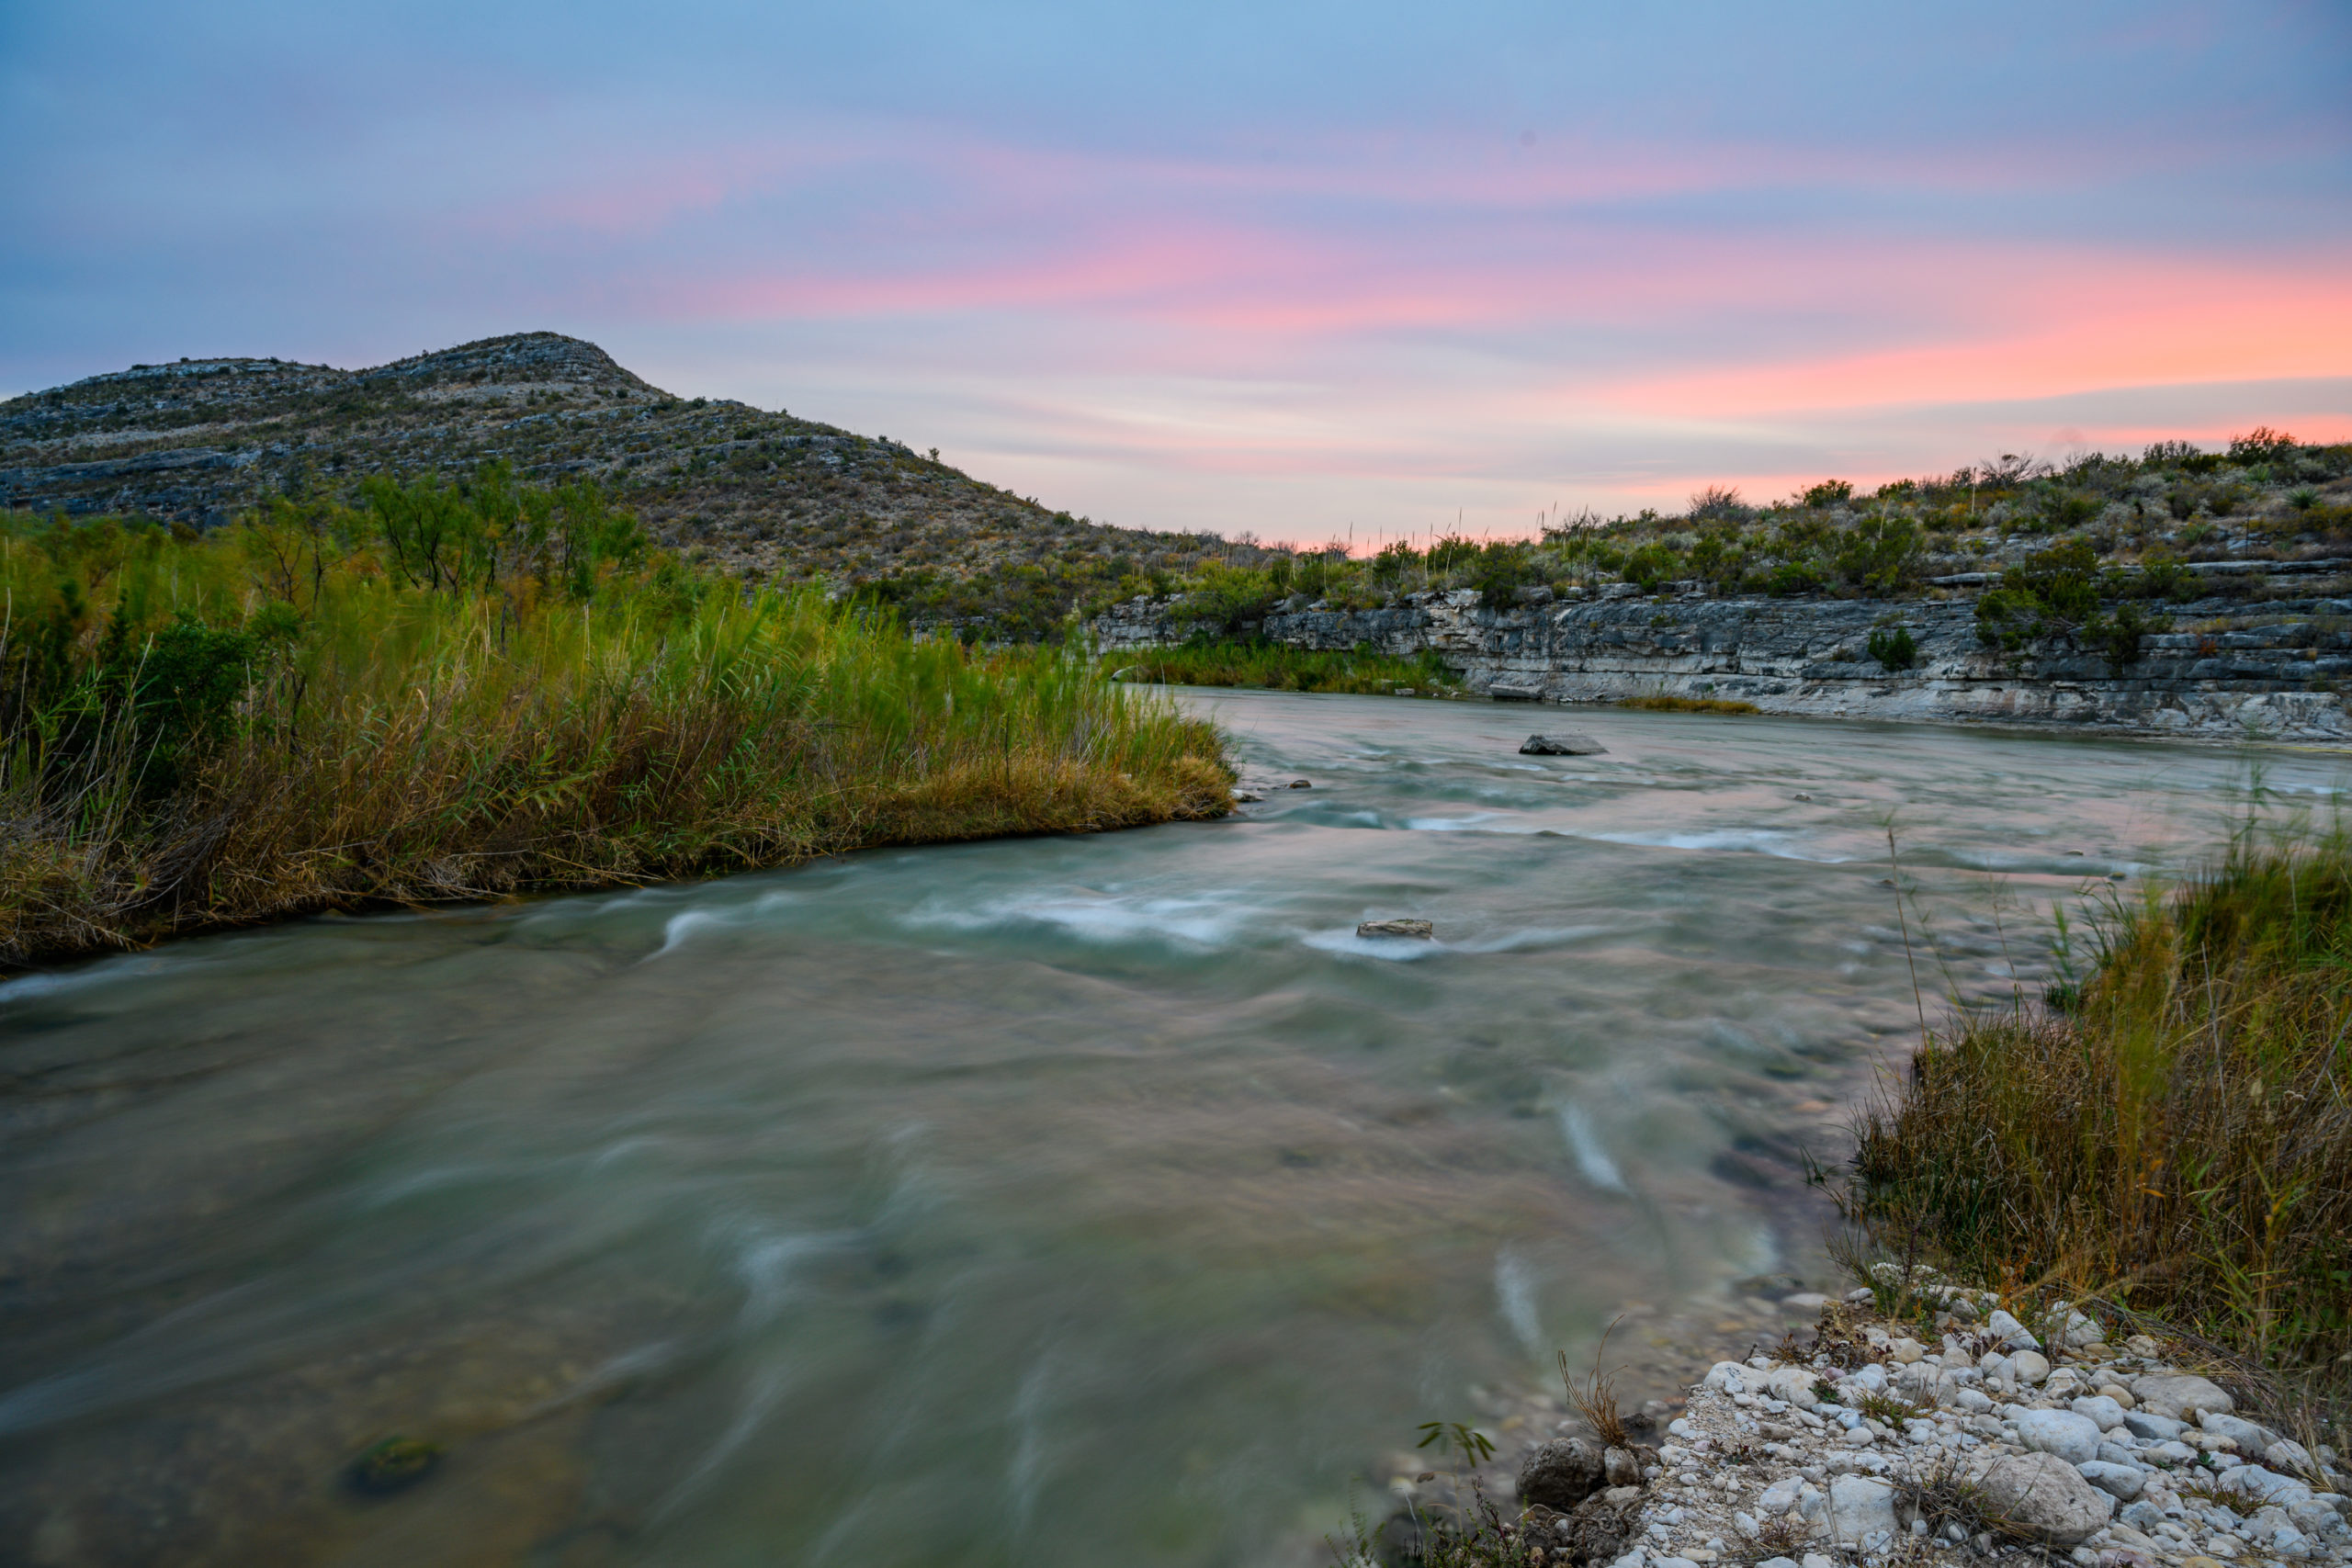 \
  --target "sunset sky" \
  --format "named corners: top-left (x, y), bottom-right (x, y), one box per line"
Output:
top-left (6, 0), bottom-right (2348, 541)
